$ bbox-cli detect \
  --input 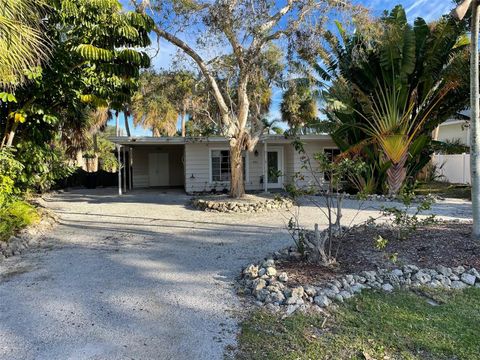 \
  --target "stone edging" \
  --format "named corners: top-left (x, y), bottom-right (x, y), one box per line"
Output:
top-left (238, 259), bottom-right (480, 315)
top-left (0, 209), bottom-right (58, 261)
top-left (192, 196), bottom-right (294, 213)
